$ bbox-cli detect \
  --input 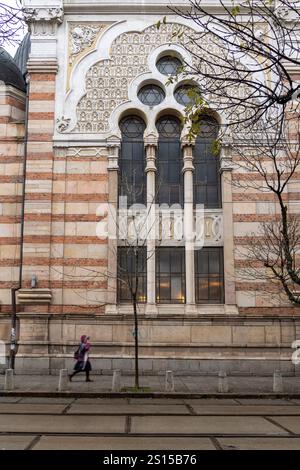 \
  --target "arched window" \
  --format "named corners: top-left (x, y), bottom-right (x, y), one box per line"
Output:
top-left (194, 115), bottom-right (221, 208)
top-left (156, 115), bottom-right (183, 206)
top-left (119, 116), bottom-right (146, 207)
